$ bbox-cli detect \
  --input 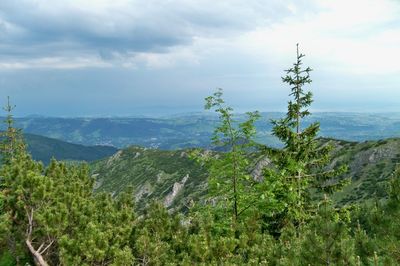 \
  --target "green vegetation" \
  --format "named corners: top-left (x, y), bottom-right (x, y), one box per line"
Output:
top-left (91, 137), bottom-right (400, 212)
top-left (23, 133), bottom-right (118, 165)
top-left (267, 44), bottom-right (346, 228)
top-left (1, 46), bottom-right (400, 265)
top-left (0, 100), bottom-right (134, 265)
top-left (91, 146), bottom-right (208, 212)
top-left (198, 88), bottom-right (262, 227)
